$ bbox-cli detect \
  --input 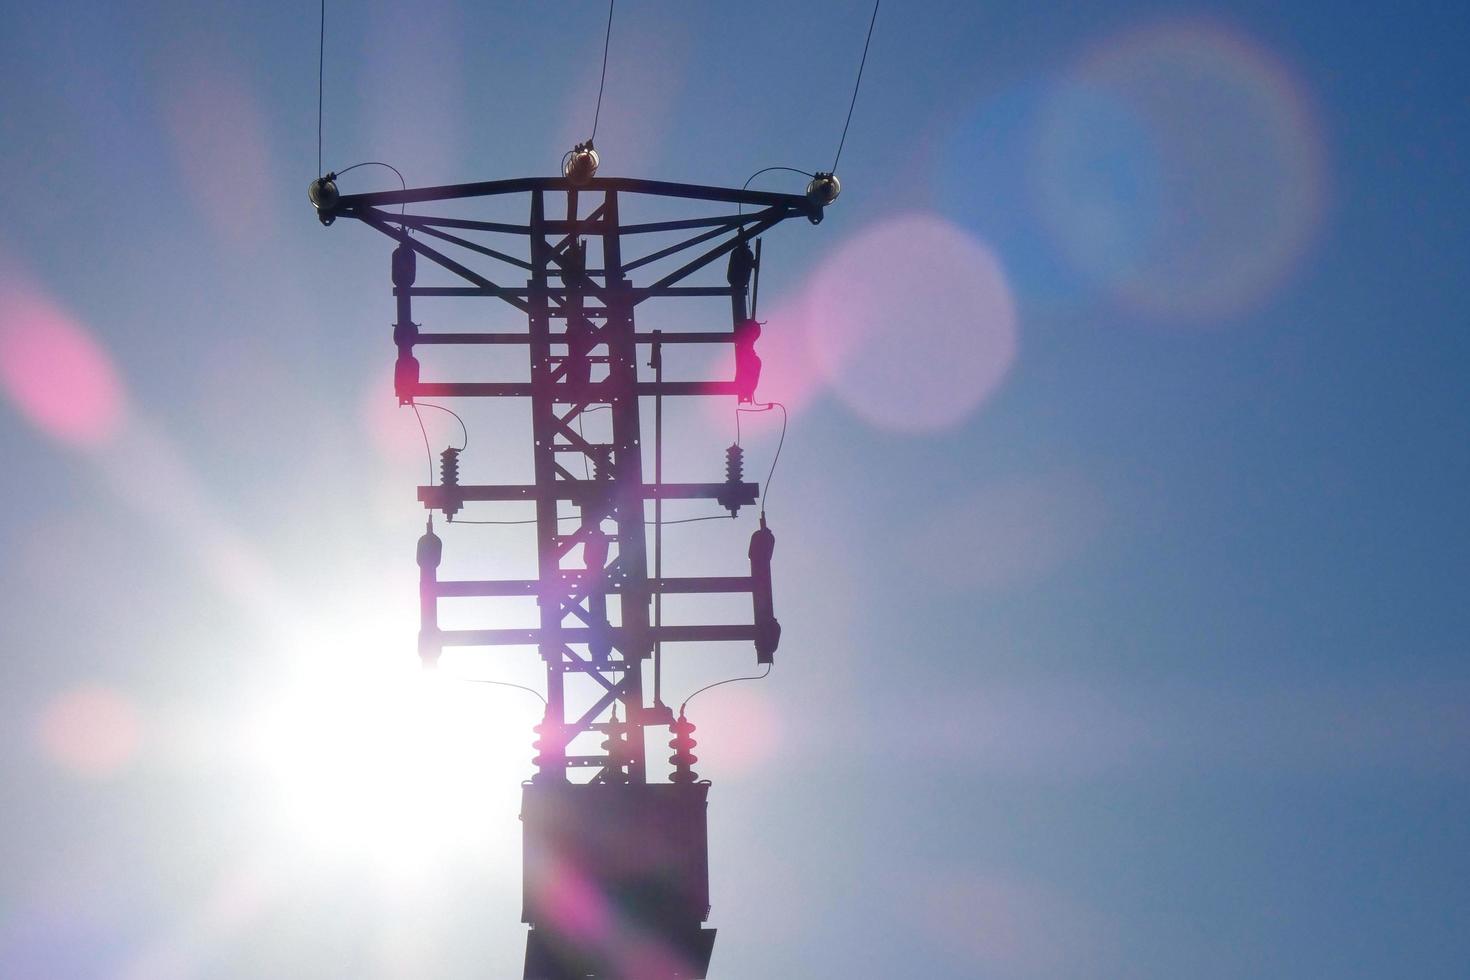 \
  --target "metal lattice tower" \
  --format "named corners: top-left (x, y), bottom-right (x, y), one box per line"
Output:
top-left (312, 167), bottom-right (834, 979)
